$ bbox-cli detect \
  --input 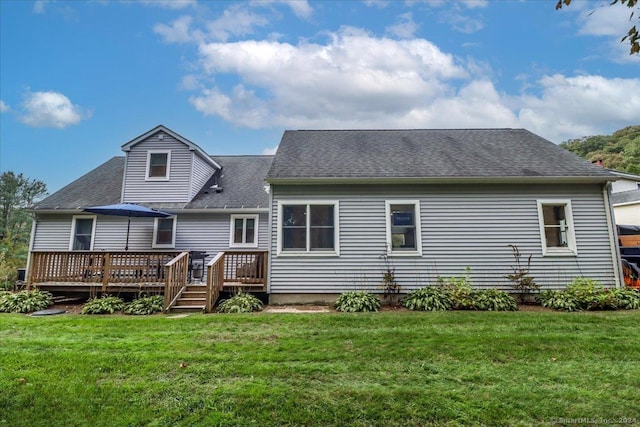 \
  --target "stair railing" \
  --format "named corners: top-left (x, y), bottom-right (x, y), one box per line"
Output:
top-left (164, 251), bottom-right (190, 311)
top-left (205, 252), bottom-right (225, 313)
